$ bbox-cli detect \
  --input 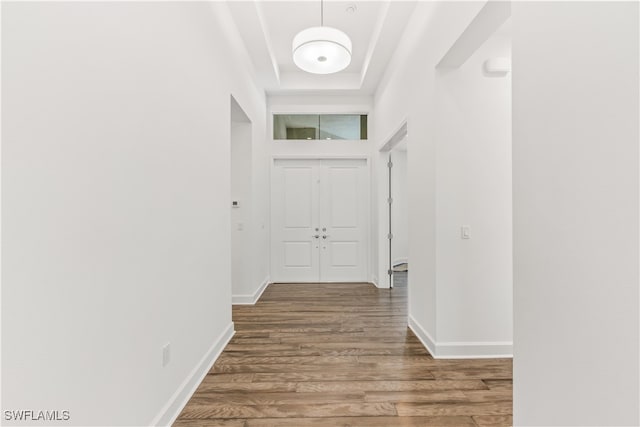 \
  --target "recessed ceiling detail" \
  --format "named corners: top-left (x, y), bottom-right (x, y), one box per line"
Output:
top-left (227, 1), bottom-right (417, 95)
